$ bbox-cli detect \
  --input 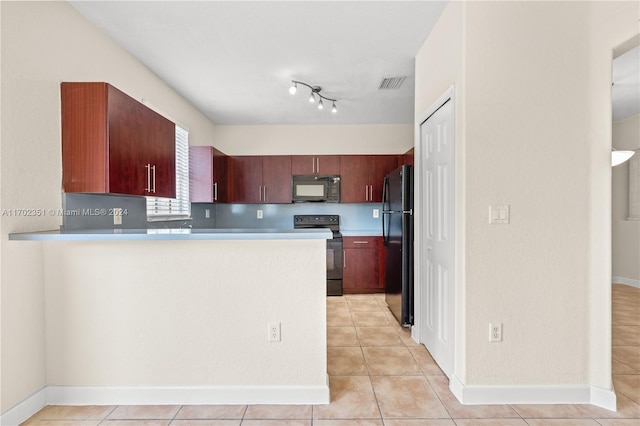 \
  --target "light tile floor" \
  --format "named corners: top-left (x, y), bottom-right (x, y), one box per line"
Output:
top-left (22, 286), bottom-right (640, 425)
